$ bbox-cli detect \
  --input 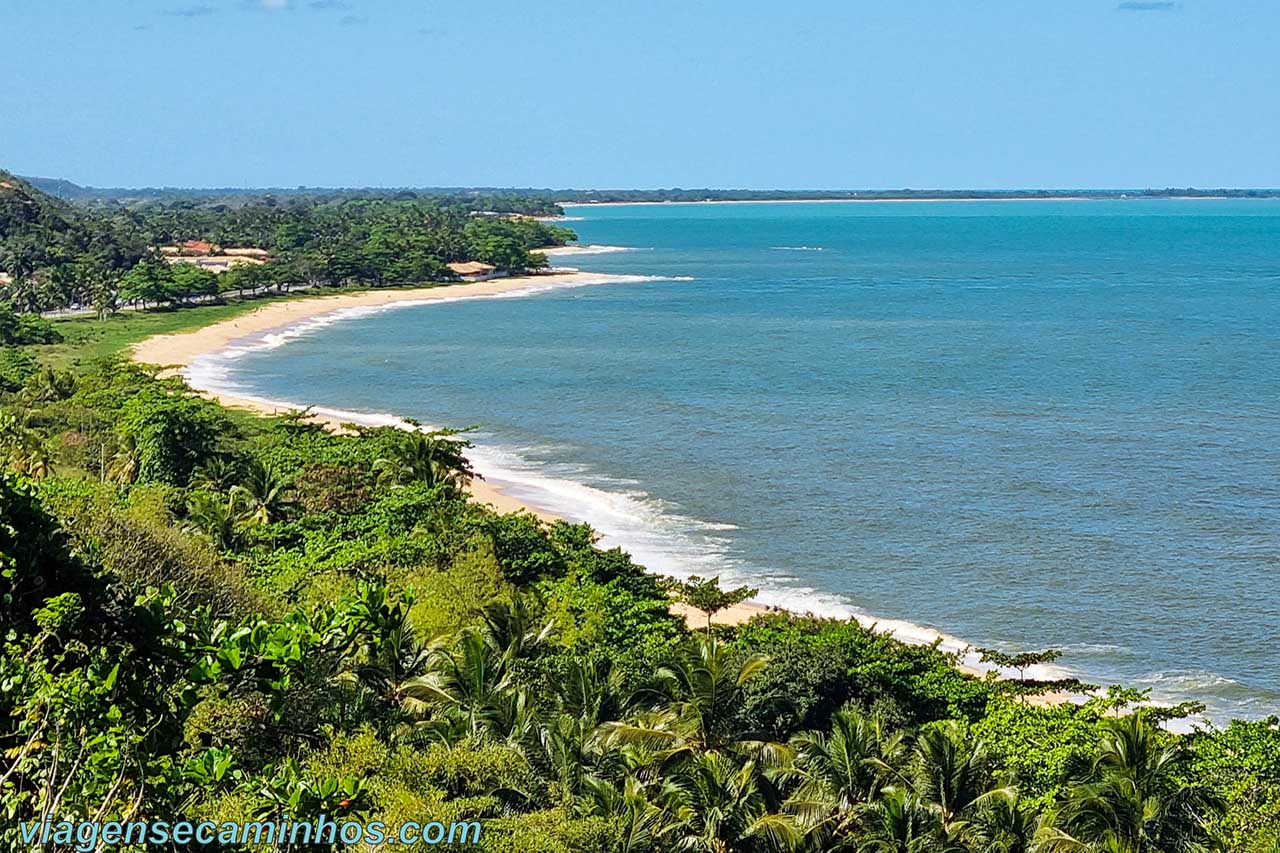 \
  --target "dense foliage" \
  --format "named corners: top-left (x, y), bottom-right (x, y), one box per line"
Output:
top-left (0, 312), bottom-right (1277, 852)
top-left (1, 169), bottom-right (574, 314)
top-left (27, 174), bottom-right (1280, 205)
